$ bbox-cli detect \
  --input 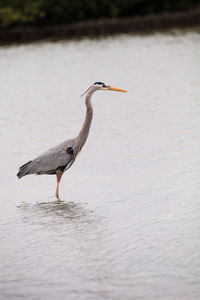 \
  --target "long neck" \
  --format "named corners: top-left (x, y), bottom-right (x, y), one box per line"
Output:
top-left (75, 92), bottom-right (93, 153)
